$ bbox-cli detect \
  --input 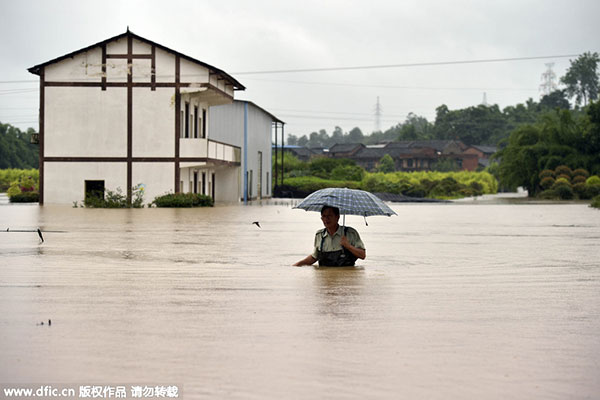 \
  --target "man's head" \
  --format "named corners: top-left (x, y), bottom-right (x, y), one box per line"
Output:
top-left (321, 206), bottom-right (340, 230)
